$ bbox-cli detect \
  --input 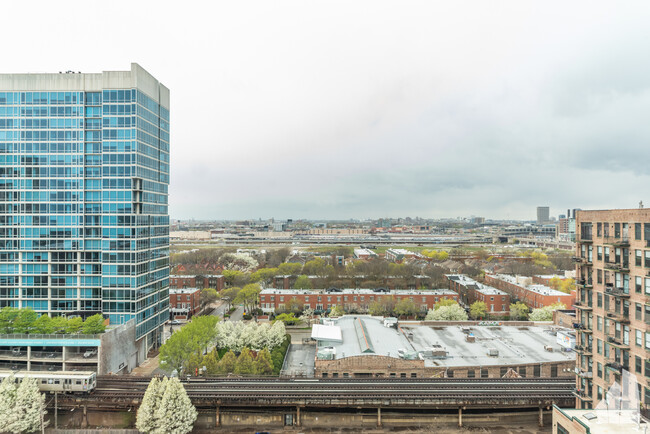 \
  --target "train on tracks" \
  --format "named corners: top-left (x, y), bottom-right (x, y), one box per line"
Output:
top-left (0, 369), bottom-right (96, 393)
